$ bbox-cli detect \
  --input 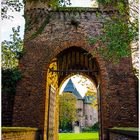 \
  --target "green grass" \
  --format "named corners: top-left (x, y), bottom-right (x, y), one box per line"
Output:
top-left (59, 132), bottom-right (99, 140)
